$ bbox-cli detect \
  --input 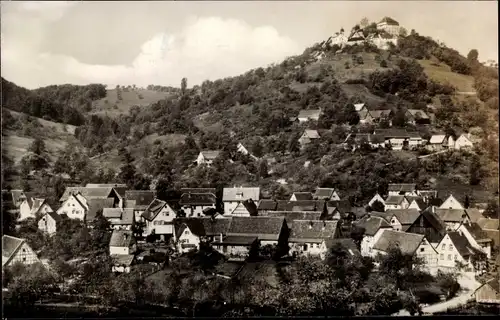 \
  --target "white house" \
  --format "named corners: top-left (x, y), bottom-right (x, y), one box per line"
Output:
top-left (435, 231), bottom-right (481, 272)
top-left (236, 143), bottom-right (259, 160)
top-left (2, 235), bottom-right (41, 268)
top-left (179, 192), bottom-right (217, 218)
top-left (298, 130), bottom-right (320, 147)
top-left (297, 109), bottom-right (322, 122)
top-left (457, 223), bottom-right (492, 259)
top-left (313, 188), bottom-right (340, 201)
top-left (141, 199), bottom-right (177, 240)
top-left (222, 187), bottom-right (260, 216)
top-left (427, 135), bottom-right (448, 151)
top-left (57, 193), bottom-right (88, 221)
top-left (376, 17), bottom-right (401, 37)
top-left (357, 215), bottom-right (393, 257)
top-left (288, 220), bottom-right (339, 258)
top-left (37, 211), bottom-right (61, 235)
top-left (454, 134), bottom-right (474, 150)
top-left (109, 230), bottom-right (136, 256)
top-left (440, 194), bottom-right (464, 210)
top-left (19, 197), bottom-right (53, 221)
top-left (174, 221), bottom-right (204, 254)
top-left (195, 150), bottom-right (221, 166)
top-left (384, 195), bottom-right (409, 210)
top-left (290, 192), bottom-right (314, 201)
